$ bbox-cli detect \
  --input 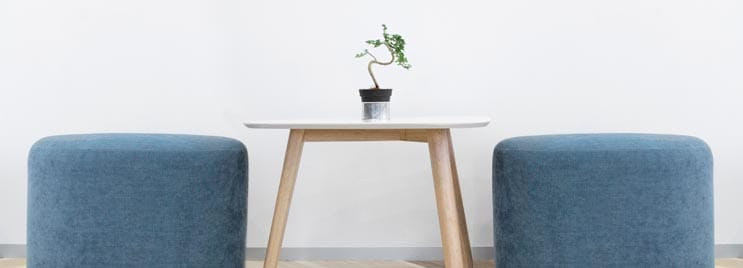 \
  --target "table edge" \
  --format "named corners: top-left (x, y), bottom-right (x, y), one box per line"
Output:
top-left (243, 121), bottom-right (490, 129)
